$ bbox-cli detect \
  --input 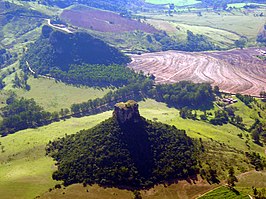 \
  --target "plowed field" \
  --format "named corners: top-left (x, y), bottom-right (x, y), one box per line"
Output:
top-left (61, 7), bottom-right (158, 33)
top-left (128, 48), bottom-right (266, 96)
